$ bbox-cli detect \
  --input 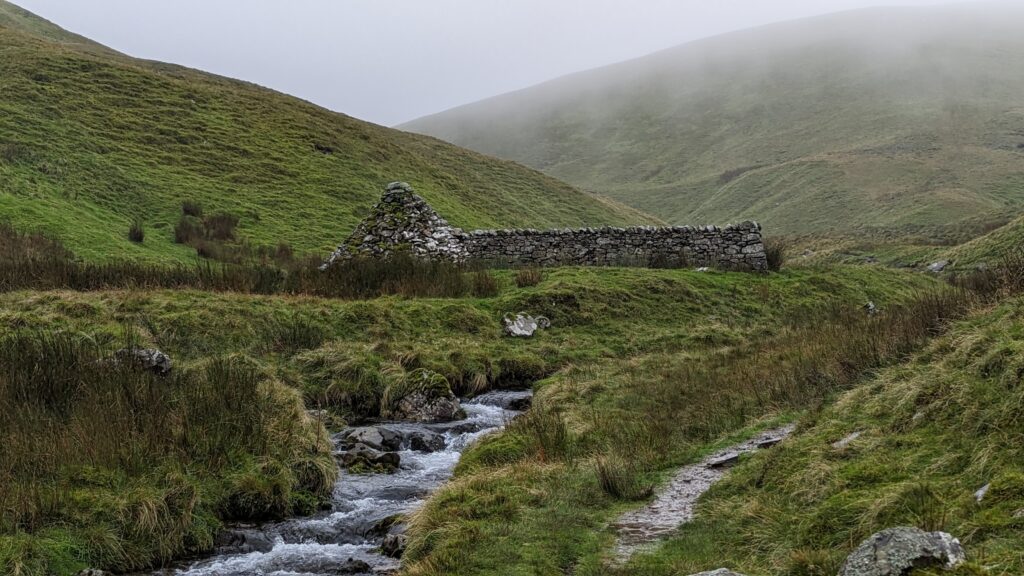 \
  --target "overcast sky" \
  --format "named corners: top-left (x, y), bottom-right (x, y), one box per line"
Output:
top-left (14, 0), bottom-right (986, 126)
